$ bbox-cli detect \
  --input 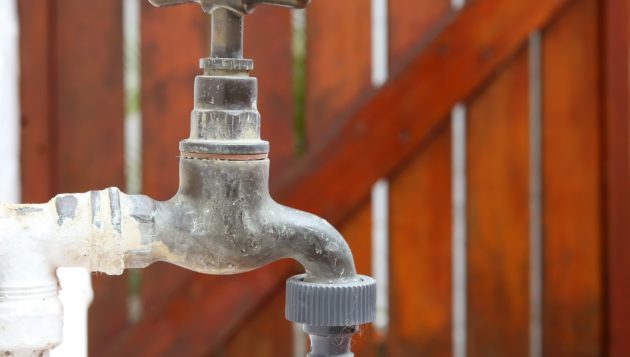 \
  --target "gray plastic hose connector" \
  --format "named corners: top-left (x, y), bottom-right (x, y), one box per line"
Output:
top-left (285, 274), bottom-right (377, 326)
